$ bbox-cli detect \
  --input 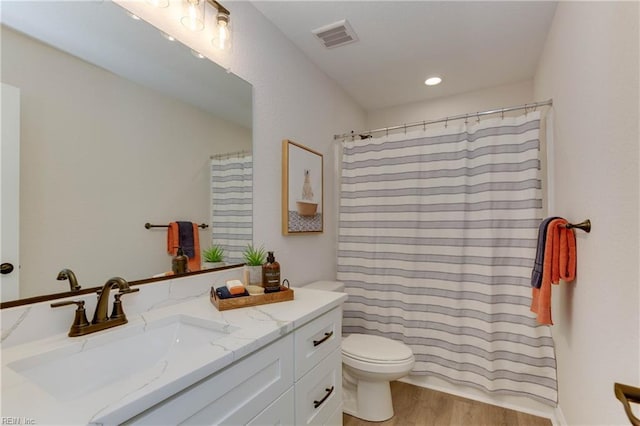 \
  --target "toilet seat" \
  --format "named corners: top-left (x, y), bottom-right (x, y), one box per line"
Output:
top-left (342, 334), bottom-right (414, 364)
